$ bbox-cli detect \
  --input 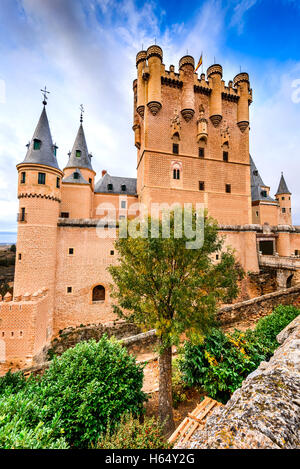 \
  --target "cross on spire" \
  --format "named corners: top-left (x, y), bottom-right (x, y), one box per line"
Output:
top-left (80, 104), bottom-right (84, 123)
top-left (40, 86), bottom-right (50, 106)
